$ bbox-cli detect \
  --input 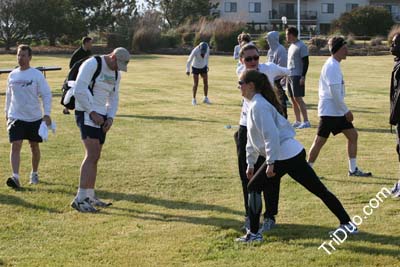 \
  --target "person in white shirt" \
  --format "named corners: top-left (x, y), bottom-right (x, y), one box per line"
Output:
top-left (186, 42), bottom-right (210, 105)
top-left (234, 44), bottom-right (289, 233)
top-left (308, 37), bottom-right (372, 177)
top-left (233, 33), bottom-right (242, 61)
top-left (5, 44), bottom-right (52, 189)
top-left (235, 69), bottom-right (356, 243)
top-left (71, 47), bottom-right (130, 213)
